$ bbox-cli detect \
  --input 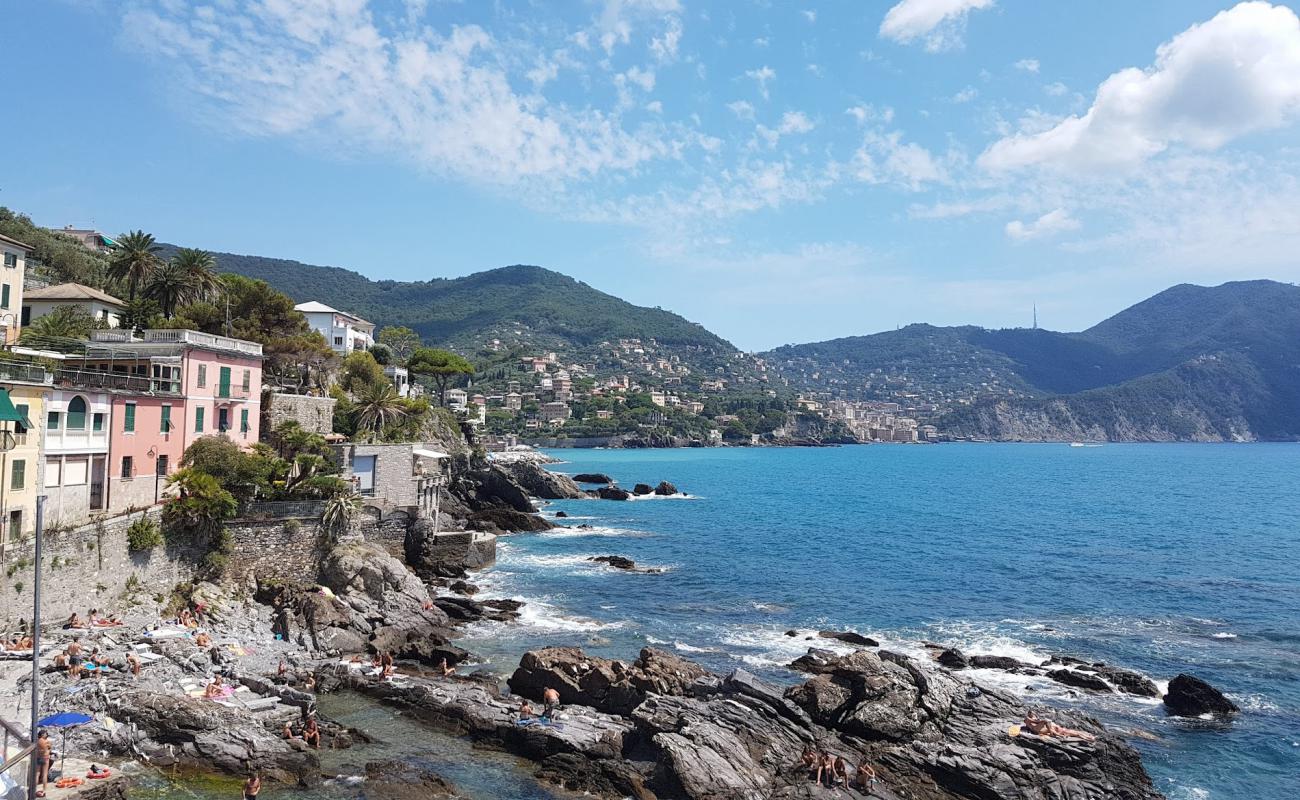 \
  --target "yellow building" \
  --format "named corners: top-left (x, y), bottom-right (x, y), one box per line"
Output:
top-left (0, 374), bottom-right (47, 548)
